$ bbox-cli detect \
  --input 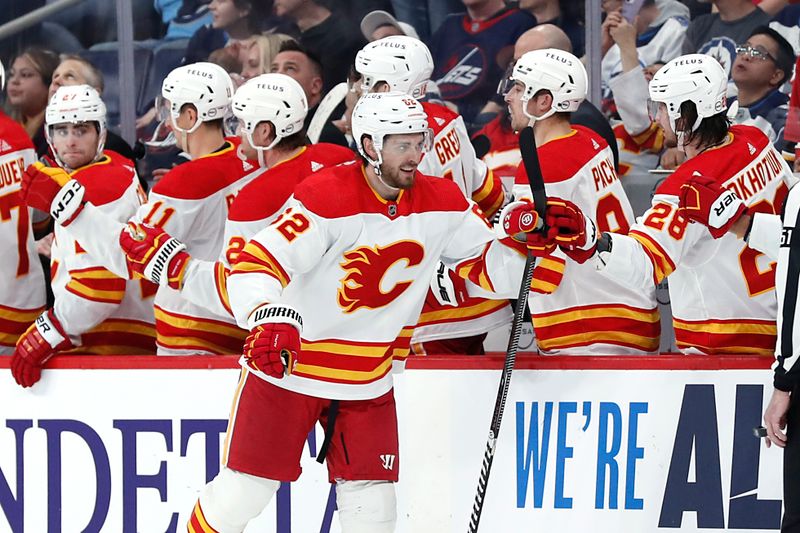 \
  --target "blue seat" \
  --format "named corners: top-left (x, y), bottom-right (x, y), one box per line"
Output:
top-left (80, 43), bottom-right (153, 131)
top-left (137, 38), bottom-right (189, 116)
